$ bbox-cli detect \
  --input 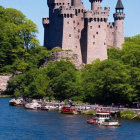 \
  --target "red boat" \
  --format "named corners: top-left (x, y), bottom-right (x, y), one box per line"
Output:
top-left (61, 105), bottom-right (77, 114)
top-left (87, 110), bottom-right (120, 126)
